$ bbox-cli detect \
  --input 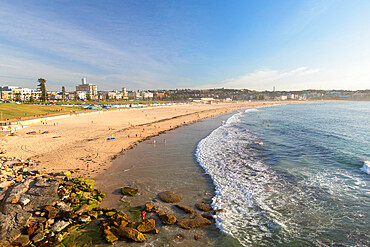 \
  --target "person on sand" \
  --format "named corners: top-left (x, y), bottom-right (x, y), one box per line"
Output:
top-left (141, 211), bottom-right (146, 220)
top-left (86, 163), bottom-right (90, 170)
top-left (96, 153), bottom-right (100, 158)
